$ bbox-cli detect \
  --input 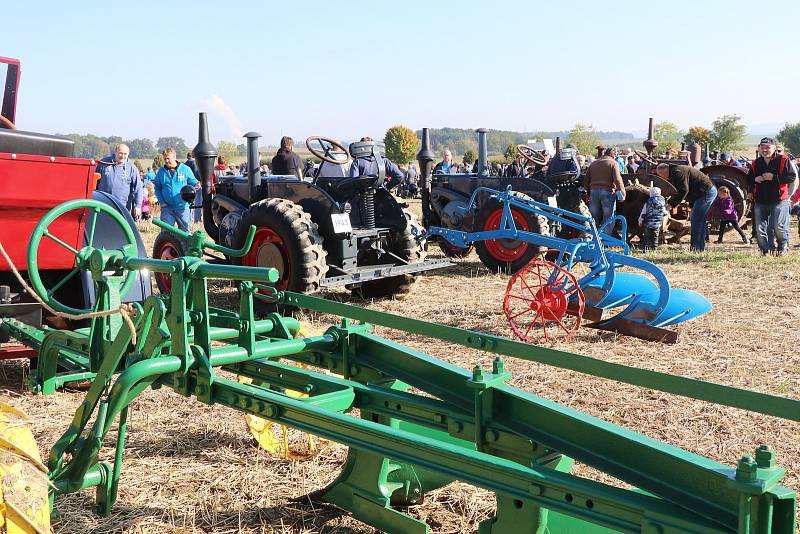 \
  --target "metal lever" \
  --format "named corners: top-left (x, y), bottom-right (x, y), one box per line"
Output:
top-left (152, 219), bottom-right (256, 258)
